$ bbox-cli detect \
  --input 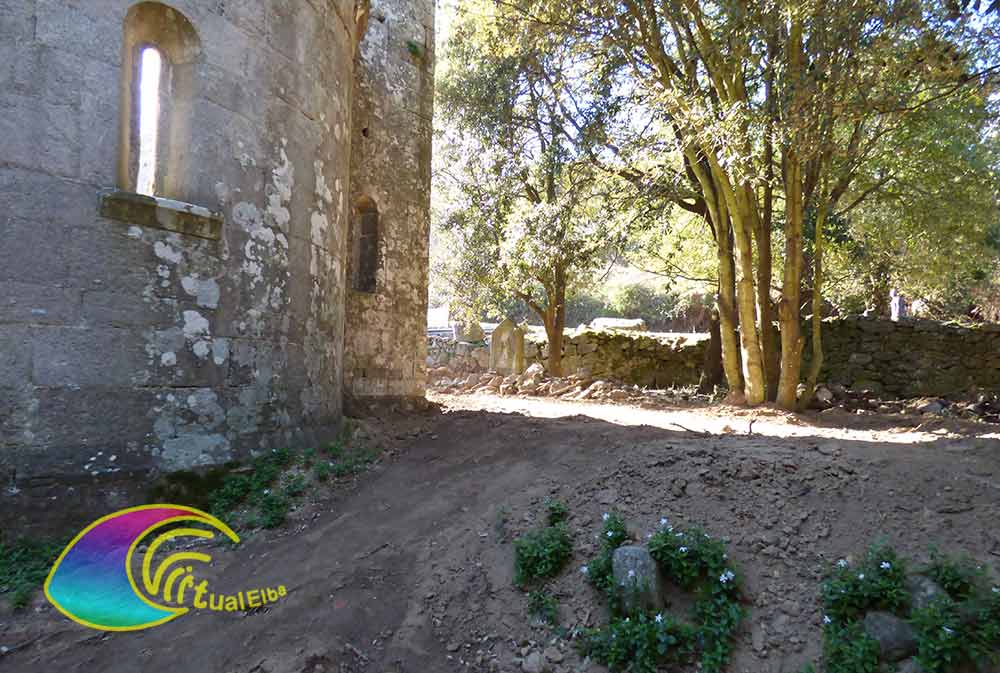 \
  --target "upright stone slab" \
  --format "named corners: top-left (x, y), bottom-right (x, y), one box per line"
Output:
top-left (453, 320), bottom-right (485, 342)
top-left (490, 318), bottom-right (525, 375)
